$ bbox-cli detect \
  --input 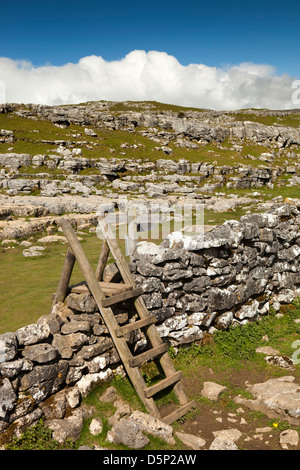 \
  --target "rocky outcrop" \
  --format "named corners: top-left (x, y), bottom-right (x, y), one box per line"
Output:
top-left (234, 376), bottom-right (300, 425)
top-left (5, 102), bottom-right (300, 148)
